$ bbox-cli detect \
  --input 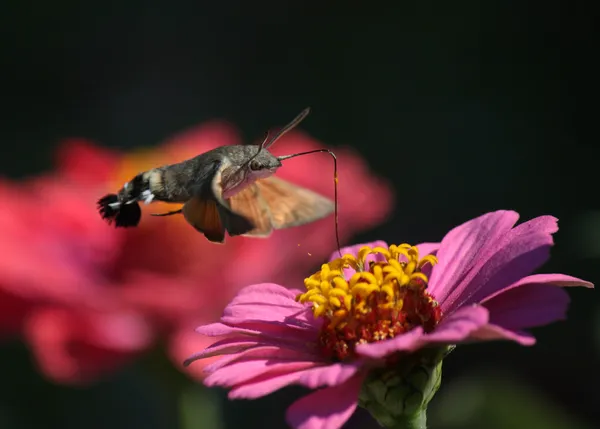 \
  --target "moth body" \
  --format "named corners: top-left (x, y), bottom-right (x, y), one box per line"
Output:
top-left (96, 107), bottom-right (335, 244)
